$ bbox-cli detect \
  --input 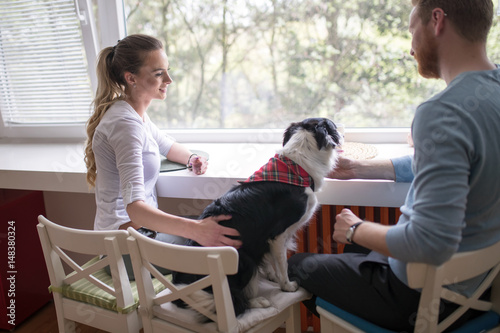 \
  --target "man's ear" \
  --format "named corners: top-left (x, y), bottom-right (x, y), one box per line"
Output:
top-left (431, 8), bottom-right (446, 36)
